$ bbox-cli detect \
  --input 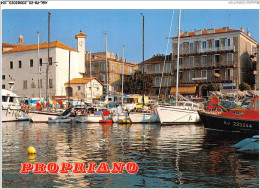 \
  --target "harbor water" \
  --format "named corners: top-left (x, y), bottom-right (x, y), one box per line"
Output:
top-left (2, 122), bottom-right (259, 188)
